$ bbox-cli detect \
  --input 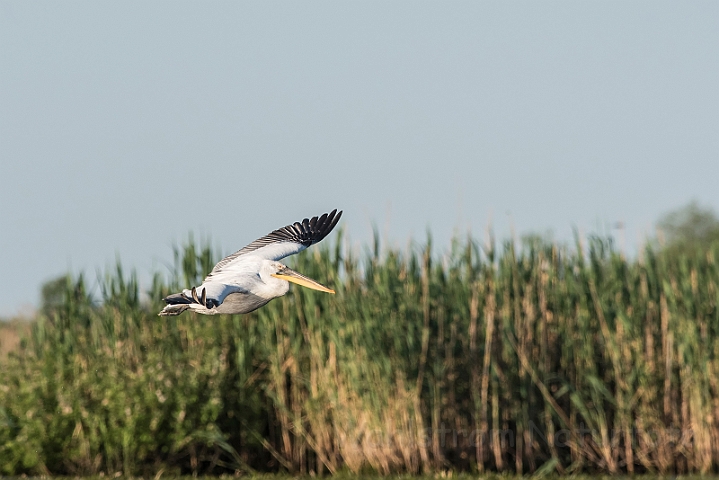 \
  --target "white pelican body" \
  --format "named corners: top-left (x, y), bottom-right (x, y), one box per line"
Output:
top-left (159, 209), bottom-right (342, 316)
